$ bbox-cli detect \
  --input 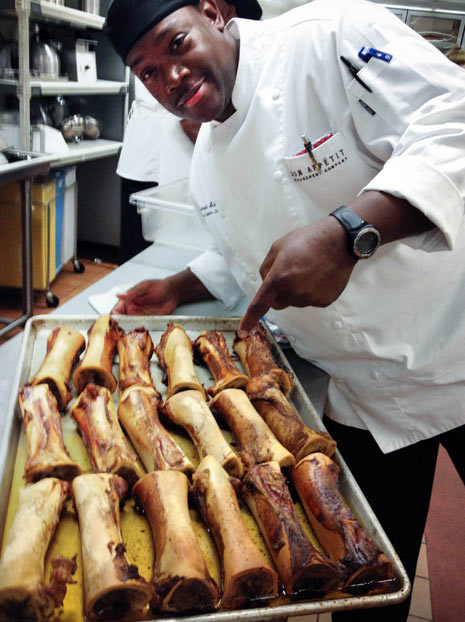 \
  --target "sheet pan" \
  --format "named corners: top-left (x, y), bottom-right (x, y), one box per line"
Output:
top-left (0, 314), bottom-right (410, 621)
